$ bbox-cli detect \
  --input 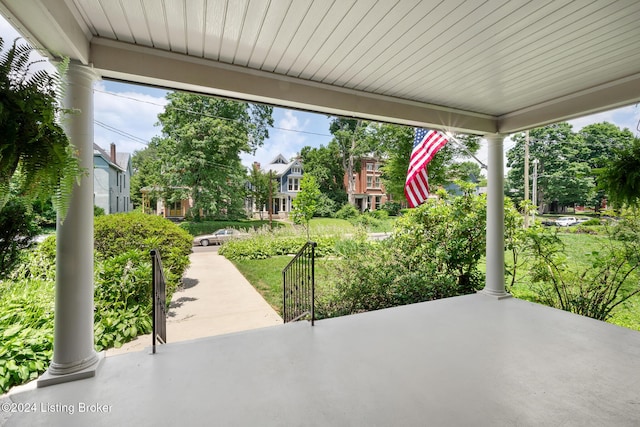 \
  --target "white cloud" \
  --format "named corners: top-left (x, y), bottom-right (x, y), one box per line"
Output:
top-left (93, 82), bottom-right (167, 156)
top-left (242, 110), bottom-right (313, 167)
